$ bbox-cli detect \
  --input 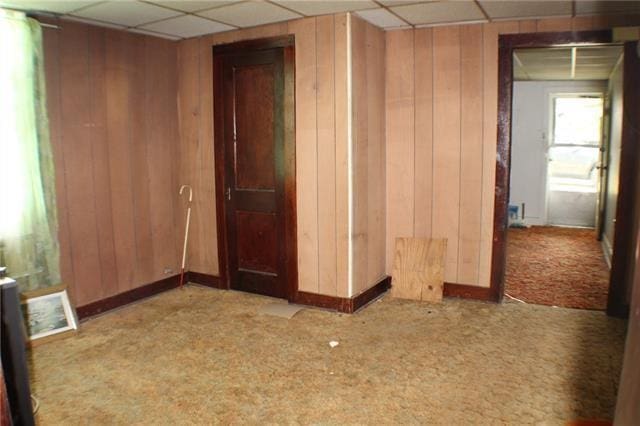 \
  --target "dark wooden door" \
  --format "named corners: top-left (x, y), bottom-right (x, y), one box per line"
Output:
top-left (214, 40), bottom-right (295, 300)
